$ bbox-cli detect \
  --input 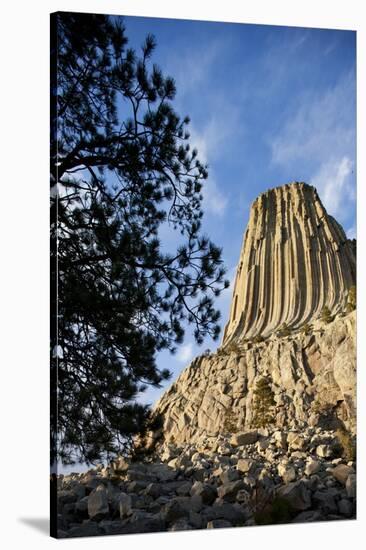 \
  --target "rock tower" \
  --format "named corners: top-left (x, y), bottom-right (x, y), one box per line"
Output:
top-left (223, 182), bottom-right (355, 344)
top-left (152, 182), bottom-right (356, 447)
